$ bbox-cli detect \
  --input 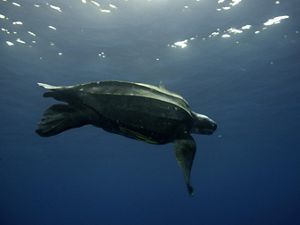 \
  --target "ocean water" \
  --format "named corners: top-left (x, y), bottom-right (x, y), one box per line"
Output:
top-left (1, 0), bottom-right (300, 225)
